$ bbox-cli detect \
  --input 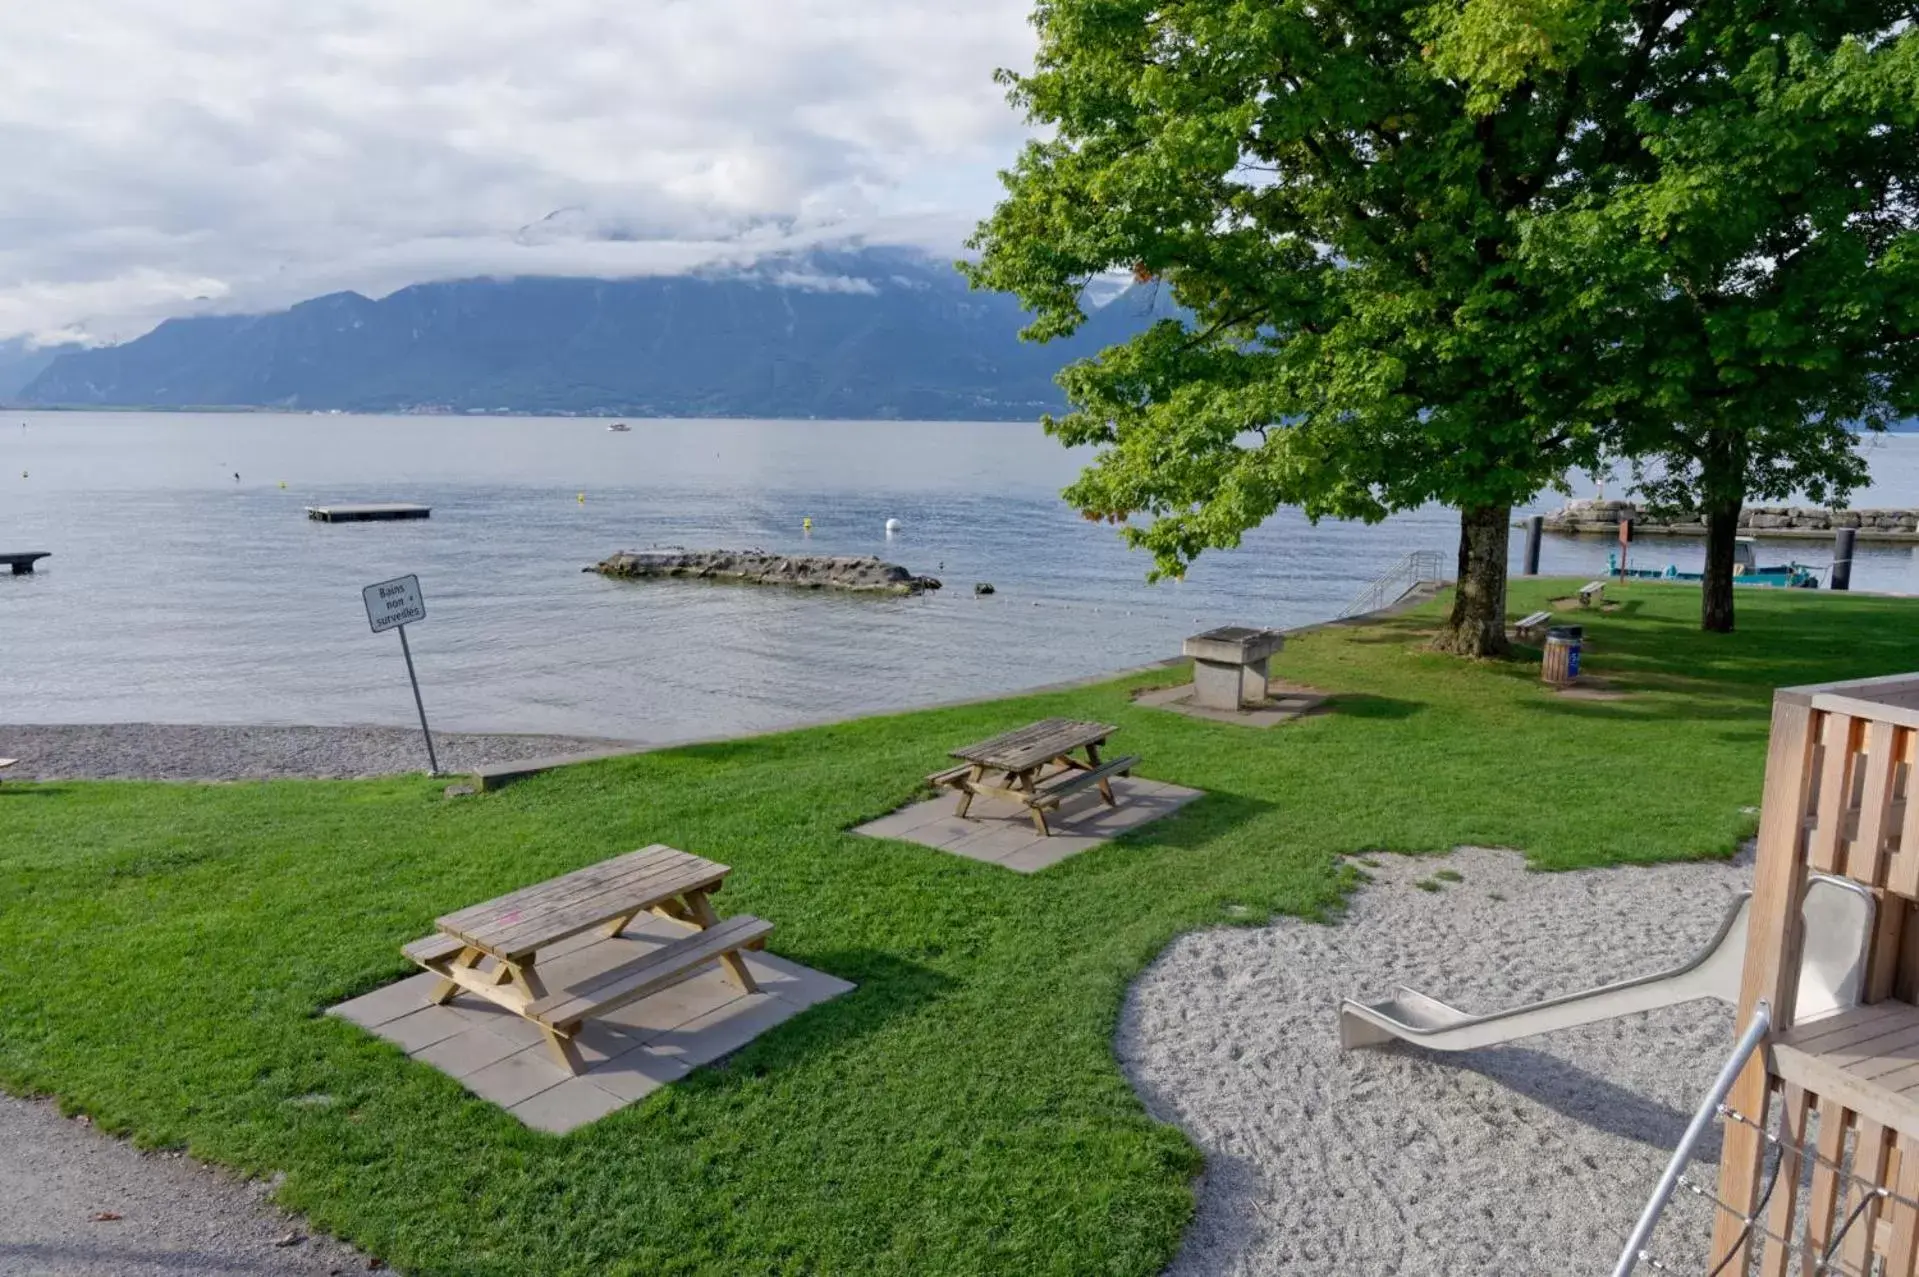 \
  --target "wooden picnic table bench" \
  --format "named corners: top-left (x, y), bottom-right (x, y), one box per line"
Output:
top-left (403, 845), bottom-right (771, 1074)
top-left (1511, 610), bottom-right (1552, 641)
top-left (928, 718), bottom-right (1138, 836)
